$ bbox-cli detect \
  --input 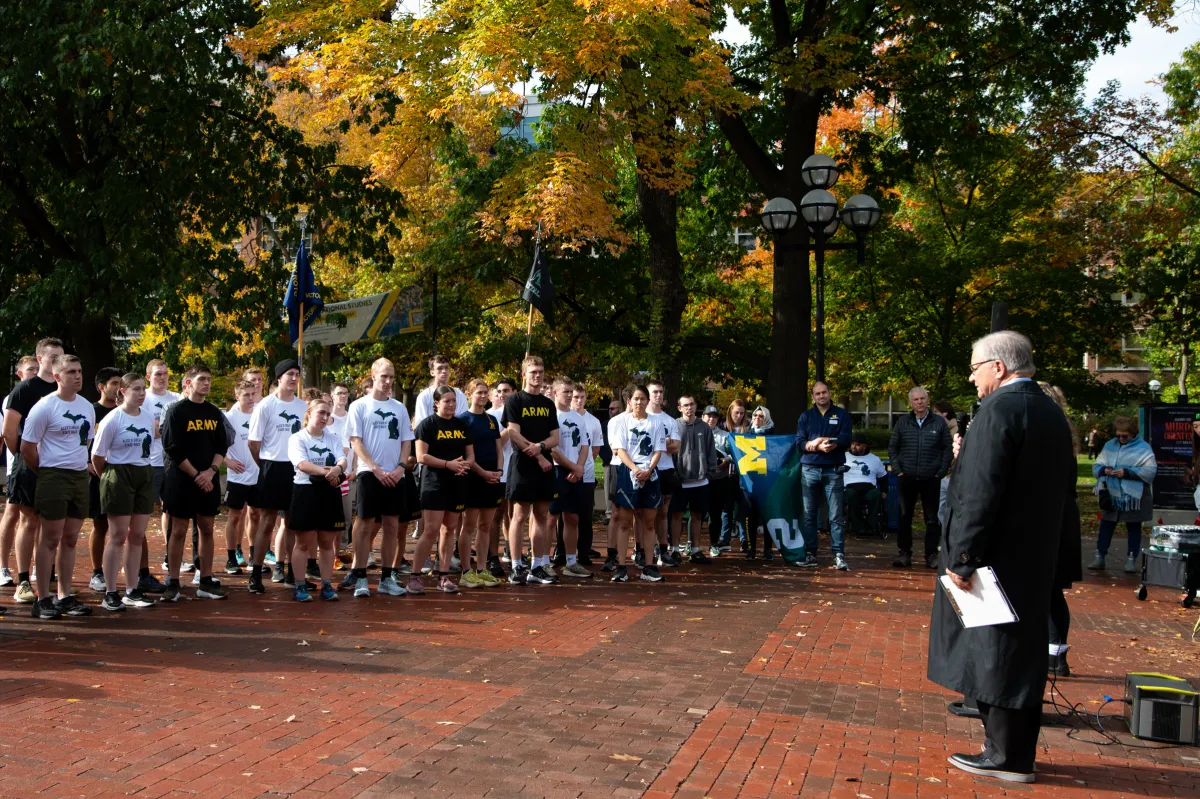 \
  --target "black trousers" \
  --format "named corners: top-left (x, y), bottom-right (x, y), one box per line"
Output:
top-left (1049, 588), bottom-right (1070, 646)
top-left (976, 701), bottom-right (1041, 773)
top-left (707, 478), bottom-right (732, 546)
top-left (897, 475), bottom-right (941, 556)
